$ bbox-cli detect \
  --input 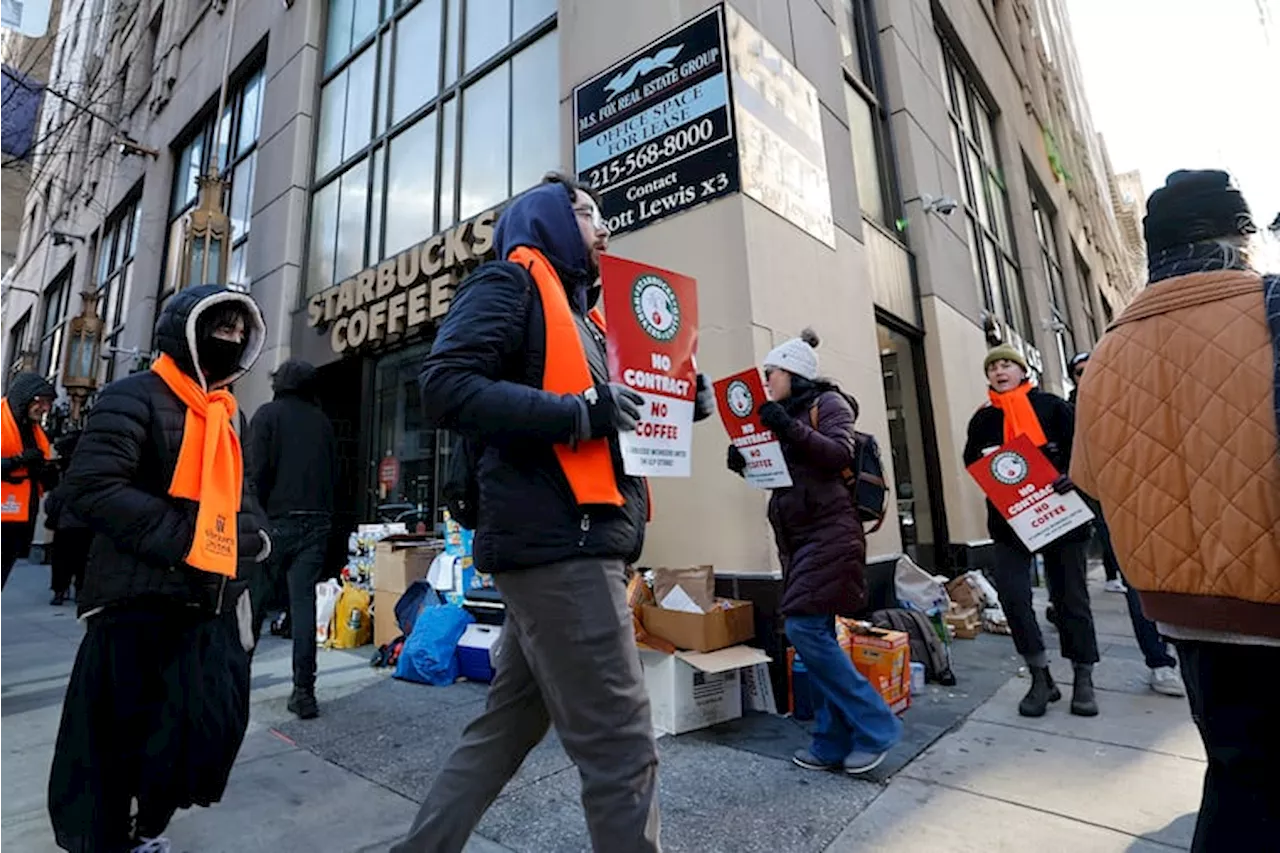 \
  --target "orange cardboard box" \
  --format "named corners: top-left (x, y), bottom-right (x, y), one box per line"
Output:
top-left (786, 622), bottom-right (911, 715)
